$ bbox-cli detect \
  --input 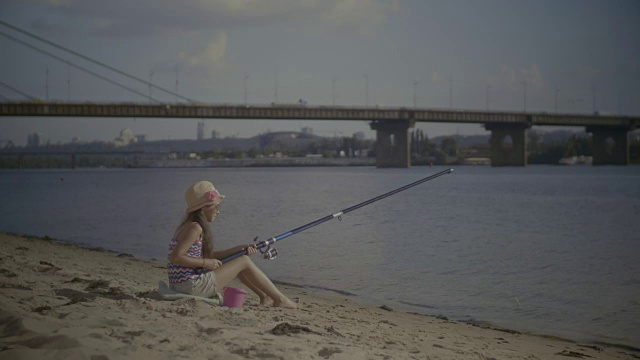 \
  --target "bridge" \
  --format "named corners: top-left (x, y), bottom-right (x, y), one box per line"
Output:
top-left (2, 101), bottom-right (638, 167)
